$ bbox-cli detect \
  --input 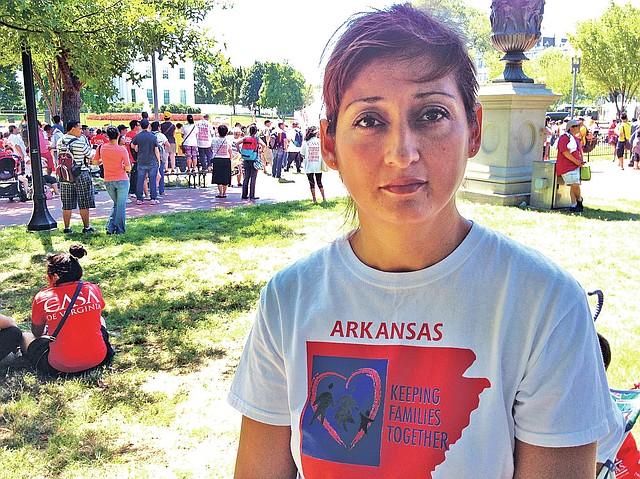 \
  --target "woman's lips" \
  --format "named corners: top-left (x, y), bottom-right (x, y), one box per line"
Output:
top-left (381, 179), bottom-right (426, 194)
